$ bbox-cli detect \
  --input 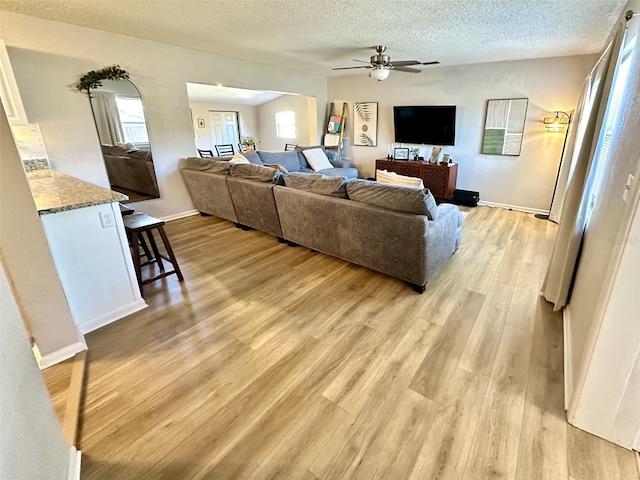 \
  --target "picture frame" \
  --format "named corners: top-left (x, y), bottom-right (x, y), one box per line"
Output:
top-left (353, 102), bottom-right (378, 146)
top-left (197, 116), bottom-right (205, 128)
top-left (482, 98), bottom-right (528, 156)
top-left (394, 147), bottom-right (409, 160)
